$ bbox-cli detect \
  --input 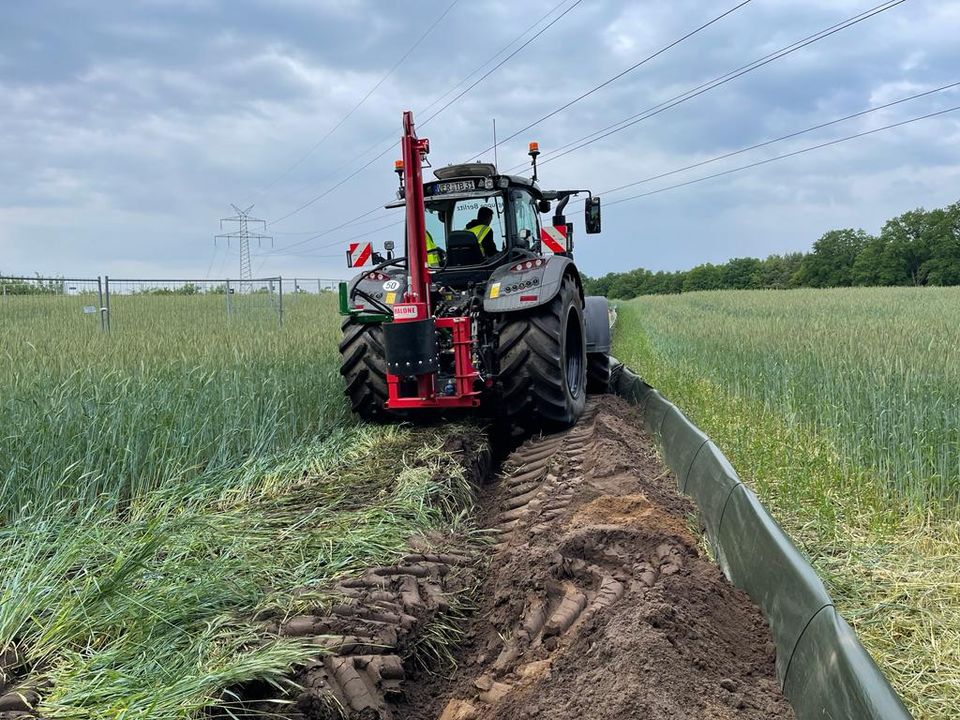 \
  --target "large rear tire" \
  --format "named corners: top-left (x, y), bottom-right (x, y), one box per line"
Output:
top-left (339, 318), bottom-right (391, 422)
top-left (496, 274), bottom-right (587, 432)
